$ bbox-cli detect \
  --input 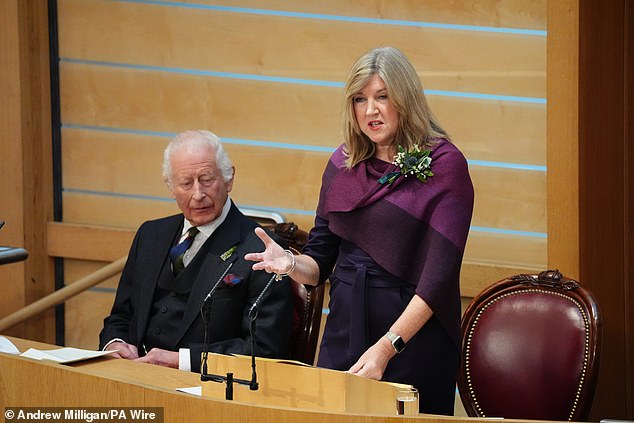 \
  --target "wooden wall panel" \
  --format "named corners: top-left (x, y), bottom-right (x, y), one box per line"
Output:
top-left (50, 215), bottom-right (545, 277)
top-left (47, 222), bottom-right (135, 262)
top-left (62, 193), bottom-right (182, 230)
top-left (65, 289), bottom-right (116, 350)
top-left (547, 0), bottom-right (580, 278)
top-left (53, 0), bottom-right (548, 355)
top-left (0, 1), bottom-right (28, 328)
top-left (0, 0), bottom-right (55, 342)
top-left (63, 259), bottom-right (120, 350)
top-left (59, 65), bottom-right (341, 147)
top-left (167, 0), bottom-right (547, 30)
top-left (61, 129), bottom-right (545, 234)
top-left (470, 167), bottom-right (545, 232)
top-left (464, 232), bottom-right (545, 267)
top-left (431, 98), bottom-right (546, 166)
top-left (61, 129), bottom-right (327, 211)
top-left (460, 262), bottom-right (544, 298)
top-left (58, 0), bottom-right (545, 97)
top-left (59, 65), bottom-right (545, 165)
